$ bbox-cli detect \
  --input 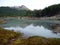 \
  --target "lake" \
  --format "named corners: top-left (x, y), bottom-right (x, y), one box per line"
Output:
top-left (1, 18), bottom-right (60, 38)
